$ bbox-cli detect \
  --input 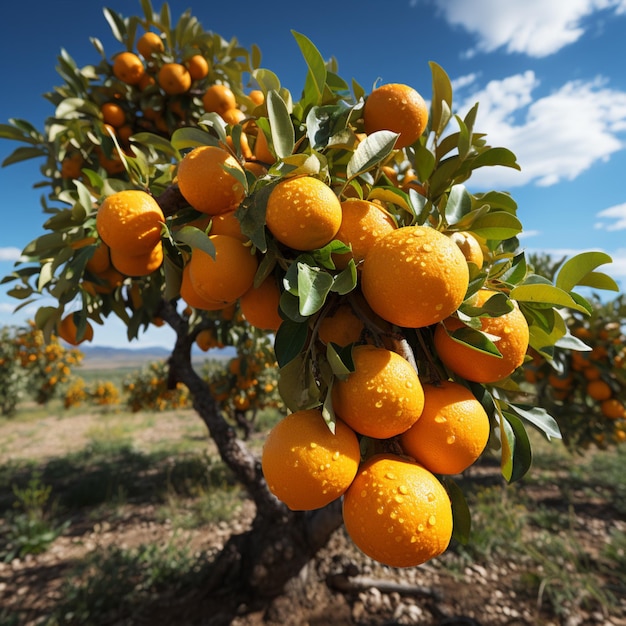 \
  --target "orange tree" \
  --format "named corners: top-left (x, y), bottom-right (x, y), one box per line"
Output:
top-left (0, 321), bottom-right (83, 414)
top-left (0, 1), bottom-right (619, 616)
